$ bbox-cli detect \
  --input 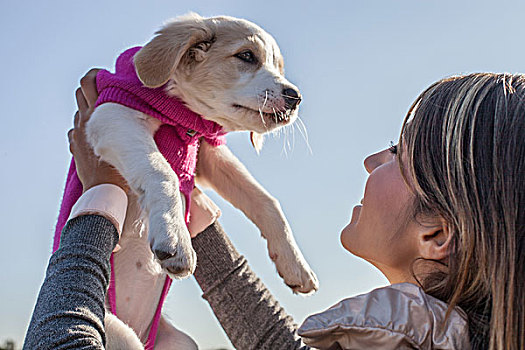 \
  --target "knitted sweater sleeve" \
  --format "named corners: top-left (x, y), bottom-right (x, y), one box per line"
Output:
top-left (192, 222), bottom-right (310, 350)
top-left (24, 215), bottom-right (119, 350)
